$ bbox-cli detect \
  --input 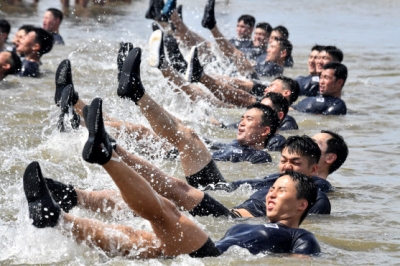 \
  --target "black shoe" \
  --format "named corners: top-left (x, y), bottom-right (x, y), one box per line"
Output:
top-left (117, 42), bottom-right (134, 82)
top-left (82, 98), bottom-right (112, 165)
top-left (148, 30), bottom-right (167, 69)
top-left (185, 46), bottom-right (204, 83)
top-left (55, 59), bottom-right (73, 107)
top-left (117, 48), bottom-right (145, 104)
top-left (152, 22), bottom-right (161, 31)
top-left (82, 104), bottom-right (117, 151)
top-left (164, 34), bottom-right (187, 74)
top-left (58, 84), bottom-right (80, 132)
top-left (23, 161), bottom-right (61, 228)
top-left (202, 0), bottom-right (216, 30)
top-left (45, 178), bottom-right (77, 213)
top-left (177, 4), bottom-right (182, 19)
top-left (145, 0), bottom-right (165, 20)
